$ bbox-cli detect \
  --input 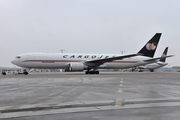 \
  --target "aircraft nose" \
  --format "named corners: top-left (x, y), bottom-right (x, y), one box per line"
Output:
top-left (11, 59), bottom-right (16, 65)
